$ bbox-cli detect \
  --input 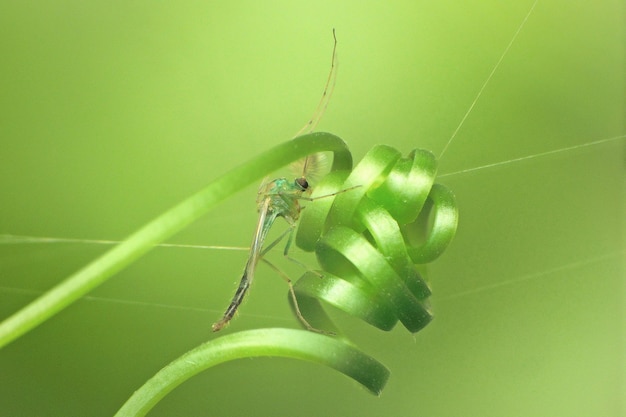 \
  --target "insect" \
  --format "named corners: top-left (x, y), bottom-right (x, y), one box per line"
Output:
top-left (212, 30), bottom-right (346, 332)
